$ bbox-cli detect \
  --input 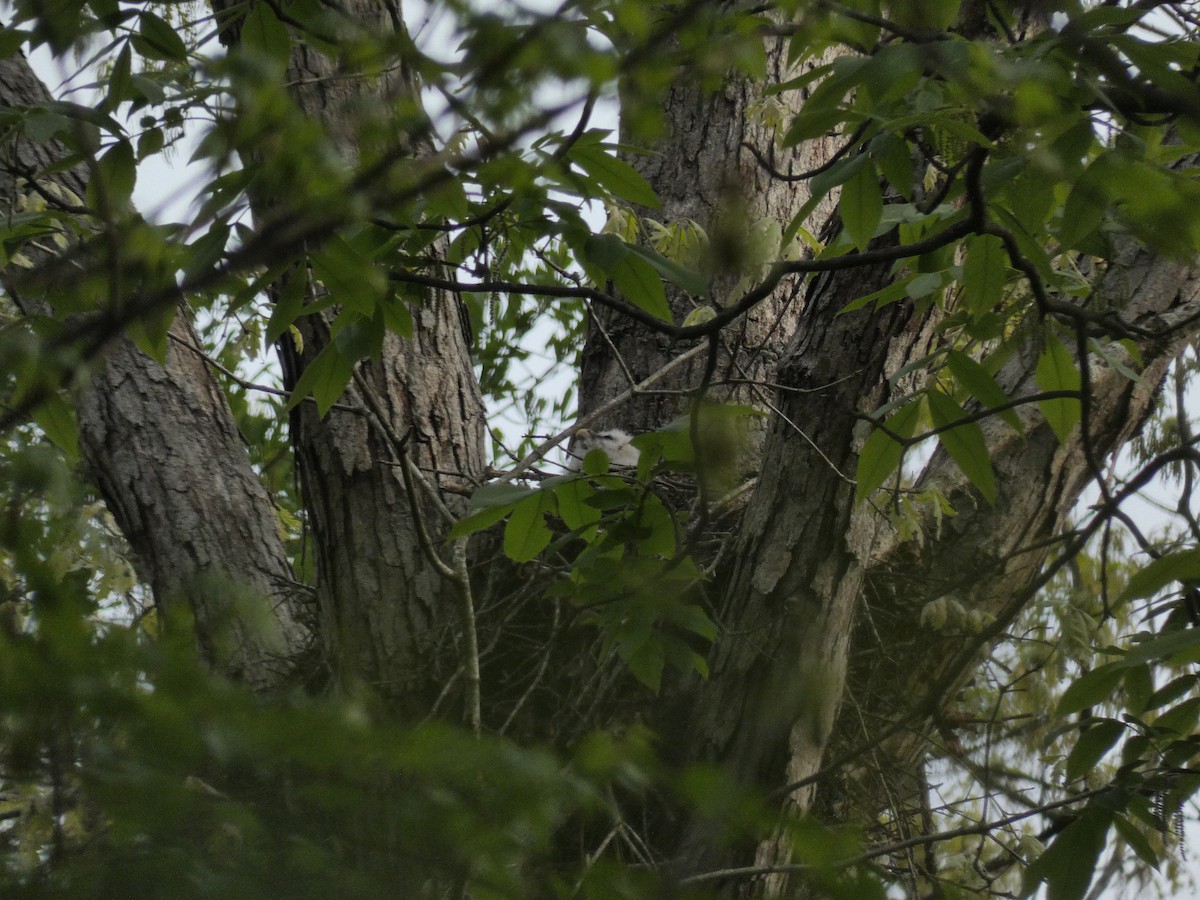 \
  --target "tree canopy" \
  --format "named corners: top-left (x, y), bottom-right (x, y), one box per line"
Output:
top-left (5, 1), bottom-right (1200, 898)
